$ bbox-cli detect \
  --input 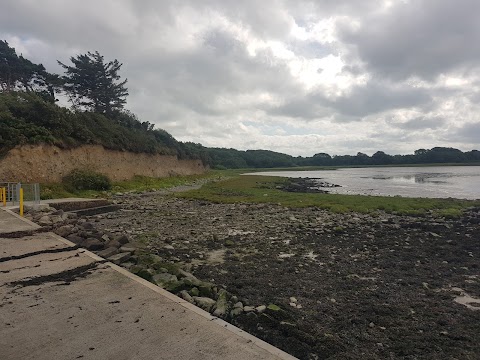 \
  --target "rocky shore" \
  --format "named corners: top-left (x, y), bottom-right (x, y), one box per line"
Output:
top-left (24, 190), bottom-right (480, 359)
